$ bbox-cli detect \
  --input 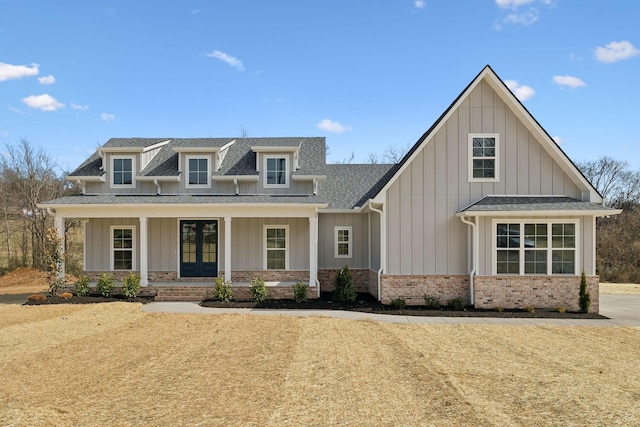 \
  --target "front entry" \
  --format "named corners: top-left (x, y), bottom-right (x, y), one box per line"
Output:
top-left (180, 220), bottom-right (218, 277)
